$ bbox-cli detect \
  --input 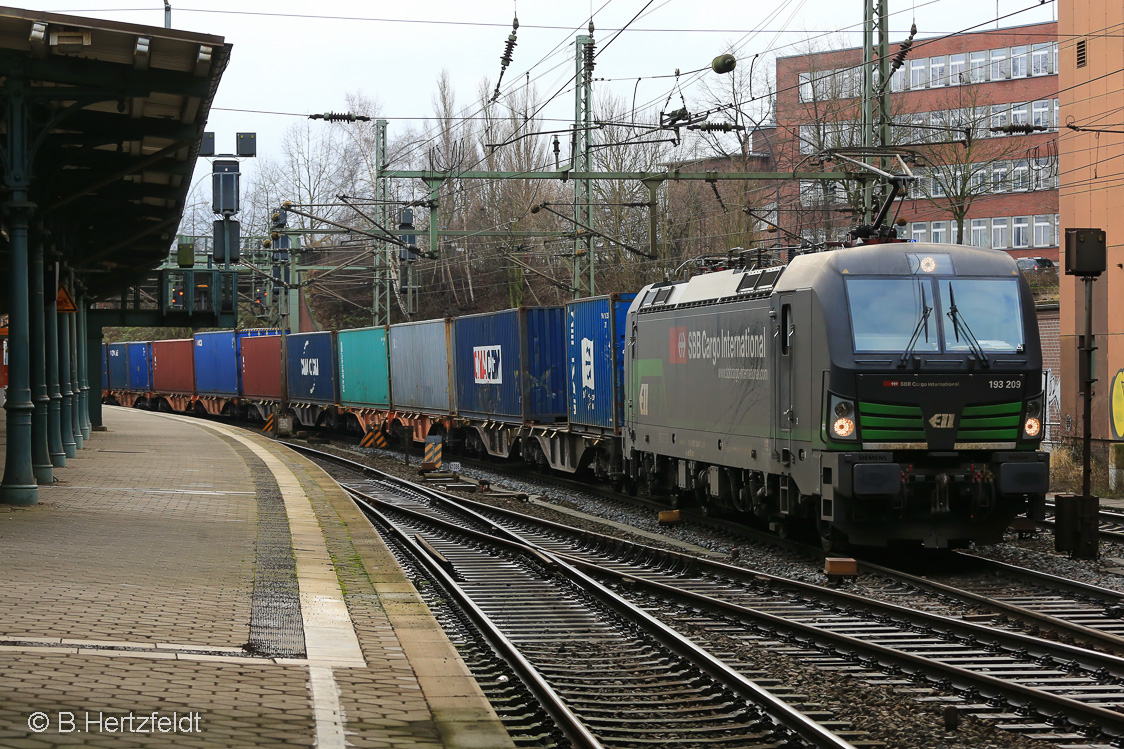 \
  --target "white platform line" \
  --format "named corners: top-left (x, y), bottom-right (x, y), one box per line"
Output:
top-left (308, 665), bottom-right (348, 749)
